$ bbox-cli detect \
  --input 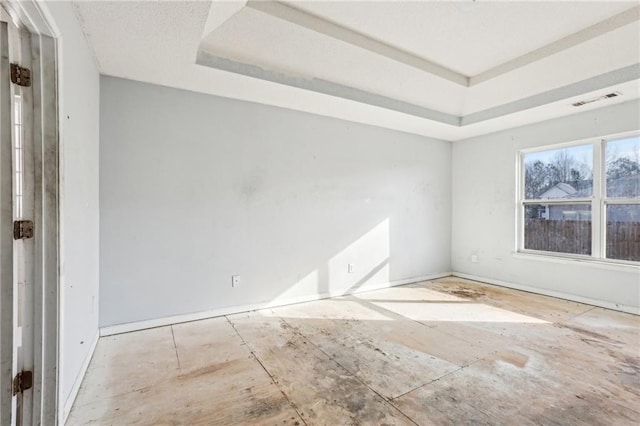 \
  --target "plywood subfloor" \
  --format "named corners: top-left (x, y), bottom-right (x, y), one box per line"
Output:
top-left (67, 278), bottom-right (640, 425)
